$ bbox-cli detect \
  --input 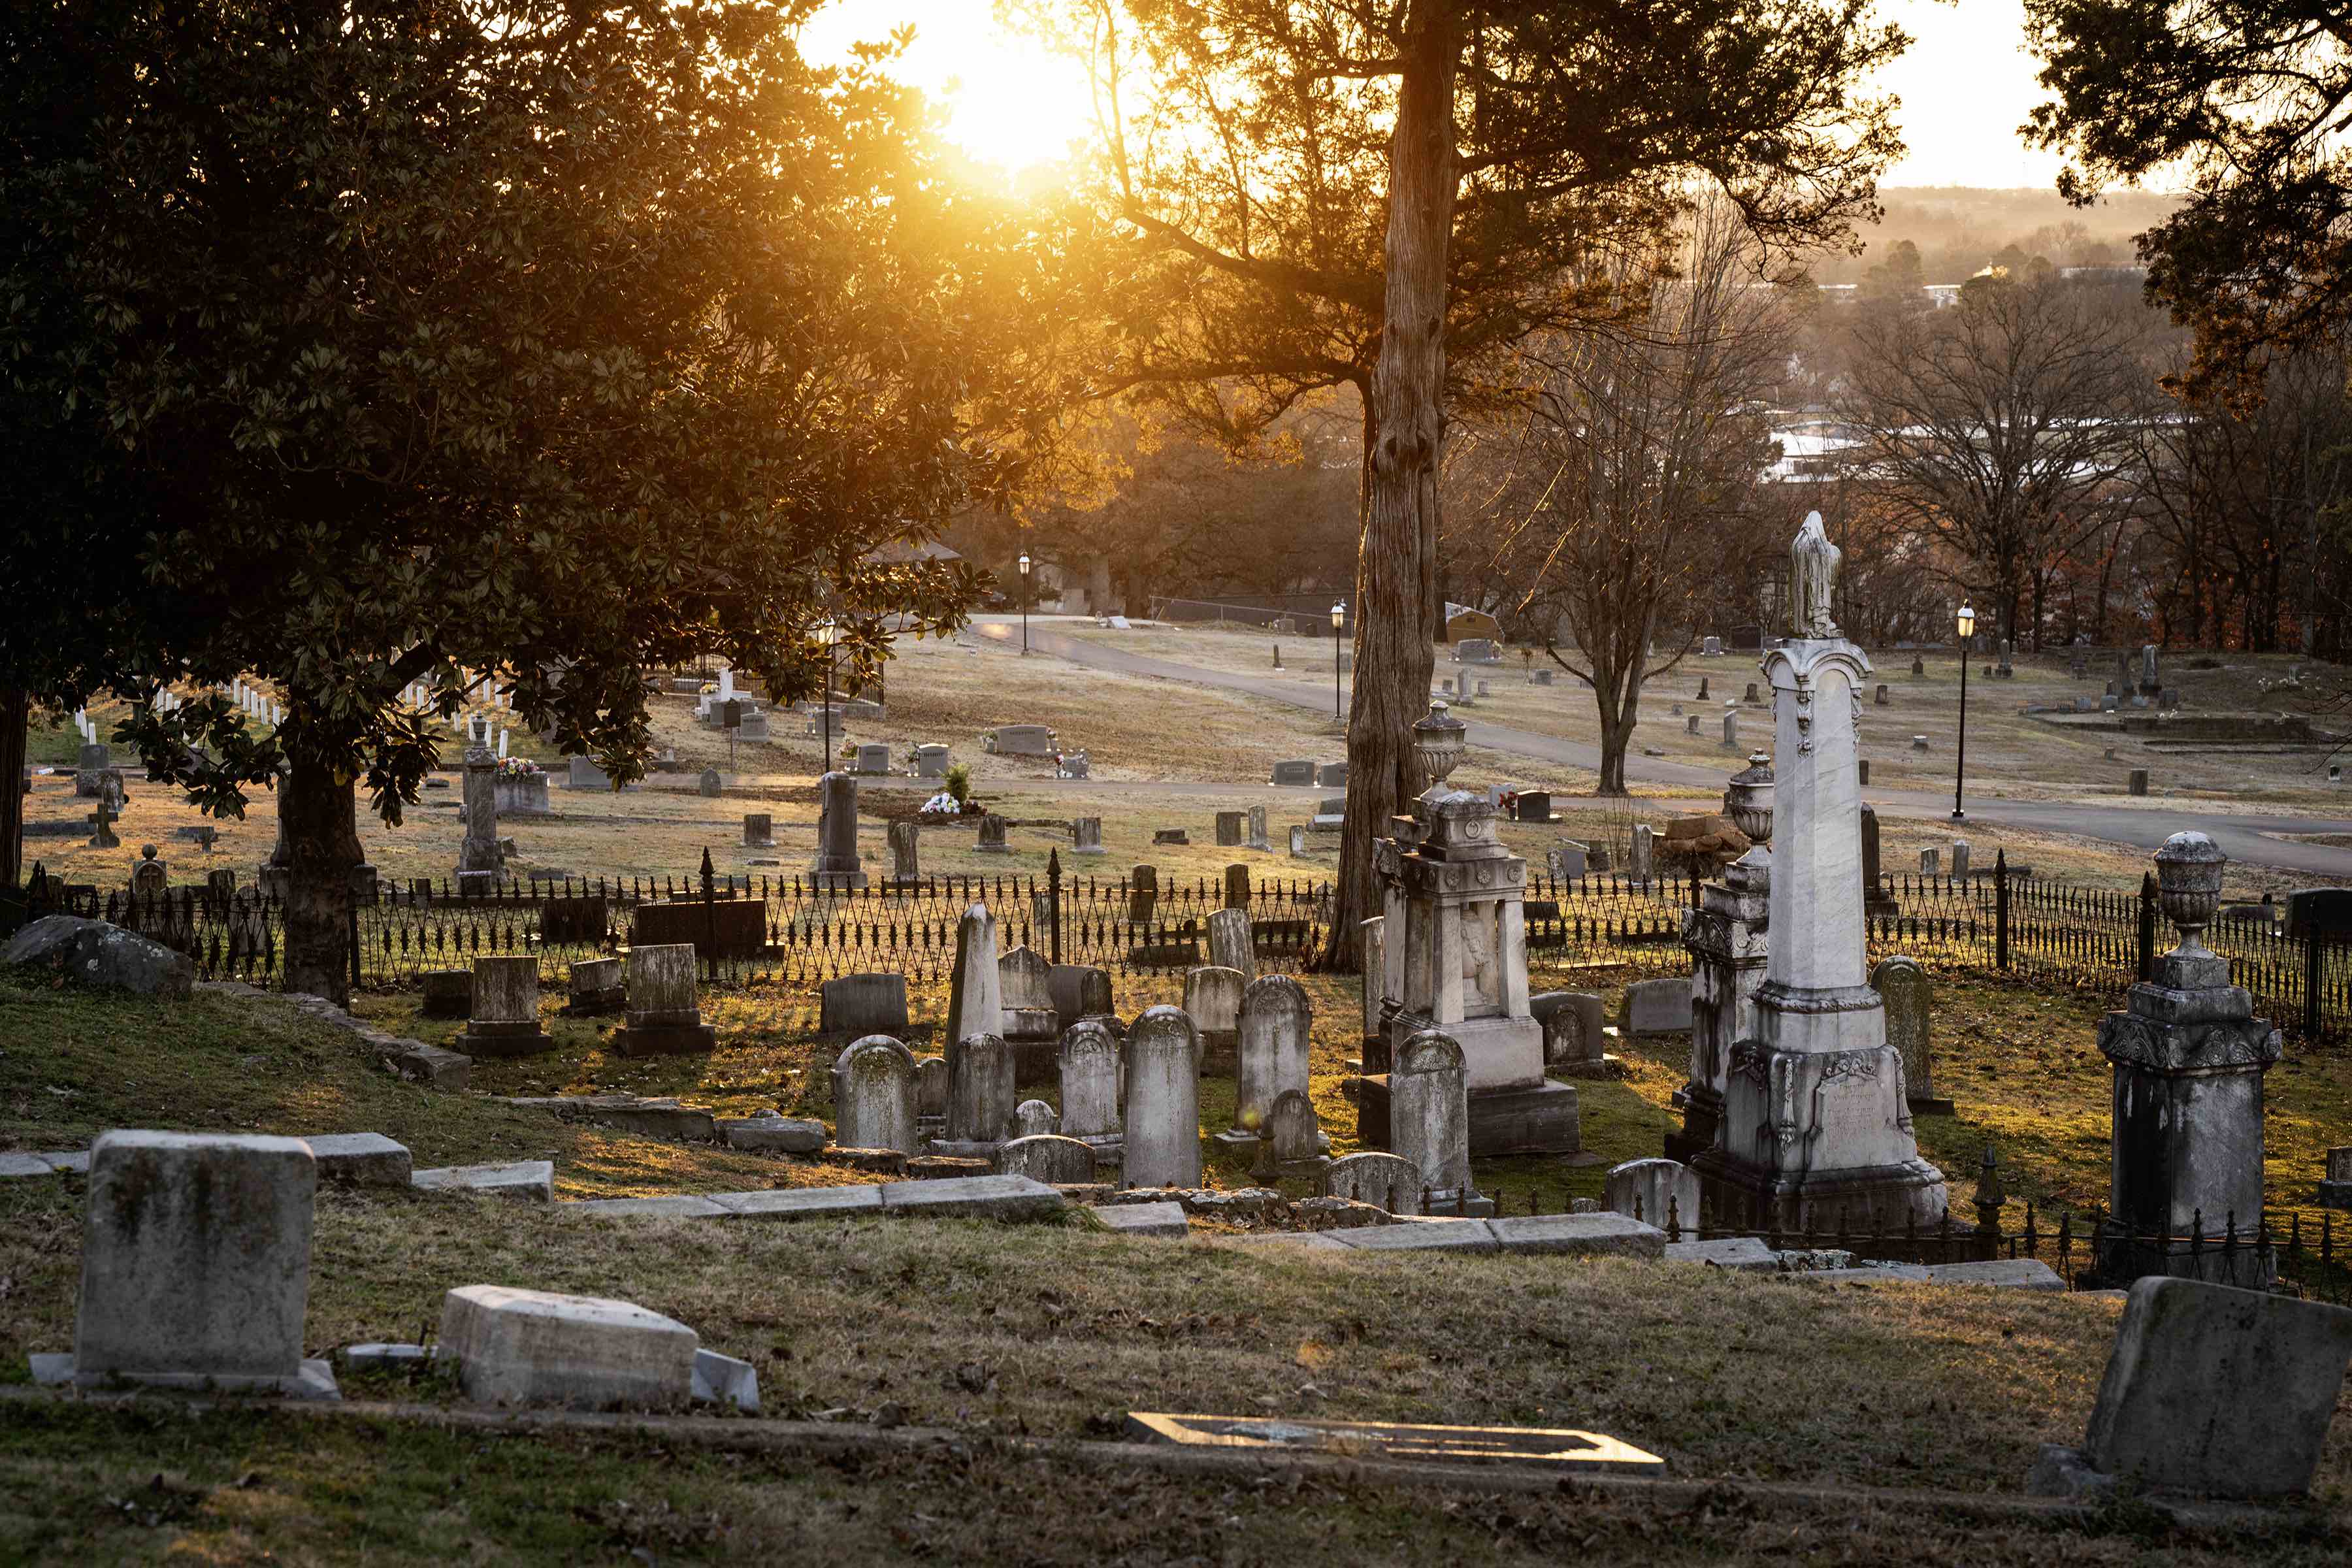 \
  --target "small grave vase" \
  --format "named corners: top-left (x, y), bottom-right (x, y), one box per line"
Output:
top-left (2154, 830), bottom-right (2227, 955)
top-left (1723, 750), bottom-right (1774, 847)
